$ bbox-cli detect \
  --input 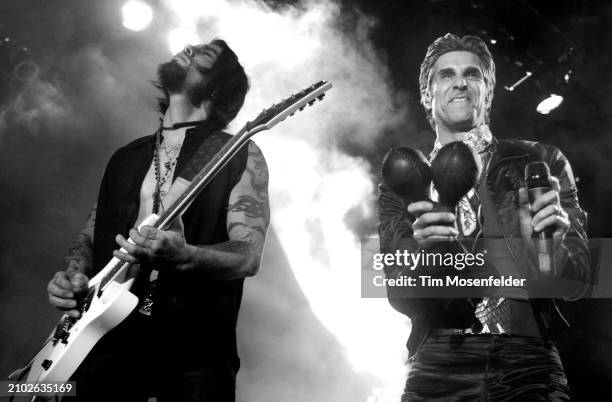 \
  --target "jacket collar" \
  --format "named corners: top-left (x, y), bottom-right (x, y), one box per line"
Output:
top-left (430, 124), bottom-right (493, 160)
top-left (488, 137), bottom-right (531, 173)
